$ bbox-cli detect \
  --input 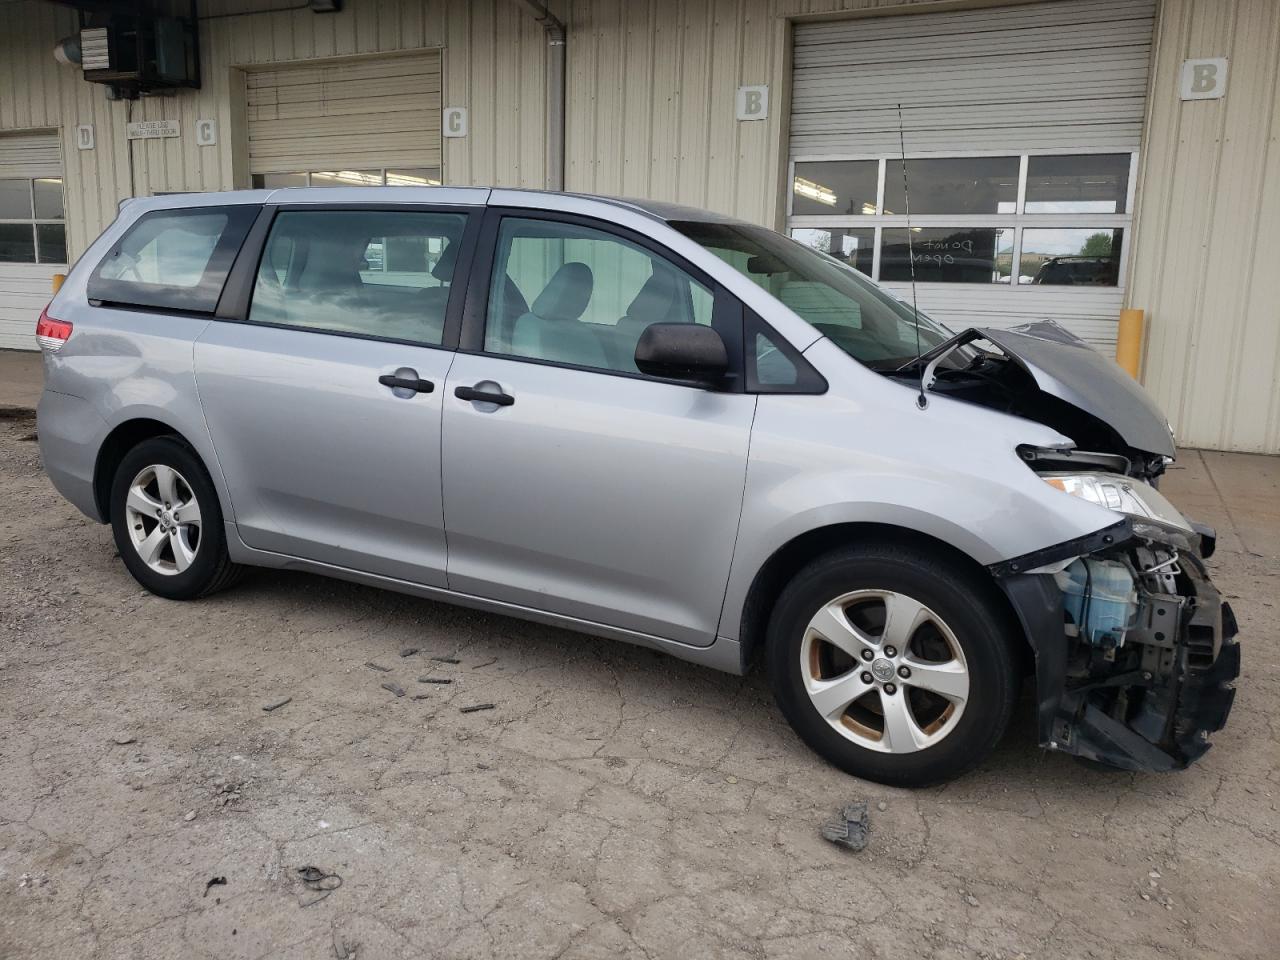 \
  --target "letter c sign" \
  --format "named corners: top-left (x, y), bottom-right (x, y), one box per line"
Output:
top-left (443, 107), bottom-right (469, 138)
top-left (1180, 58), bottom-right (1228, 101)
